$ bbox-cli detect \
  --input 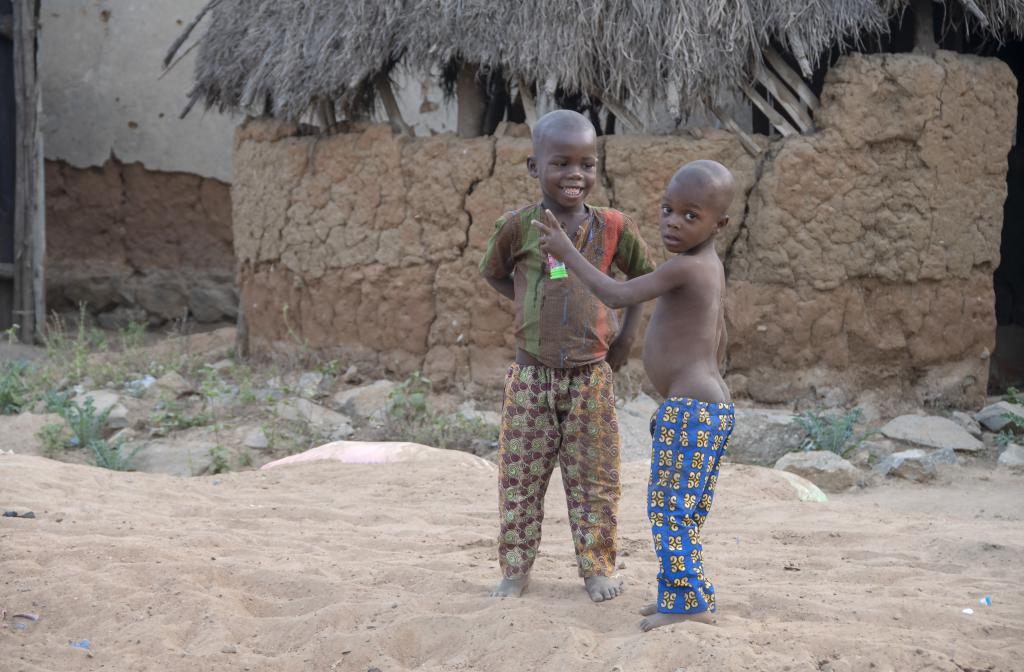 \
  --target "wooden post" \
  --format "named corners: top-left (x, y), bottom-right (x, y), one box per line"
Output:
top-left (456, 62), bottom-right (486, 138)
top-left (375, 75), bottom-right (413, 137)
top-left (12, 0), bottom-right (44, 343)
top-left (912, 0), bottom-right (937, 55)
